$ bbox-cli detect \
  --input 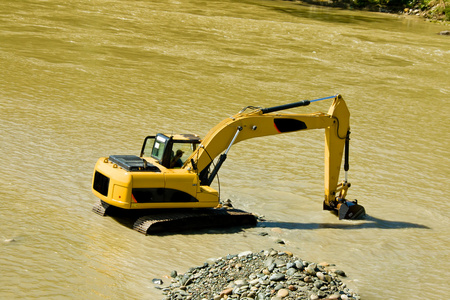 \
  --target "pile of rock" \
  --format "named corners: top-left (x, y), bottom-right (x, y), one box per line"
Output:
top-left (156, 249), bottom-right (360, 300)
